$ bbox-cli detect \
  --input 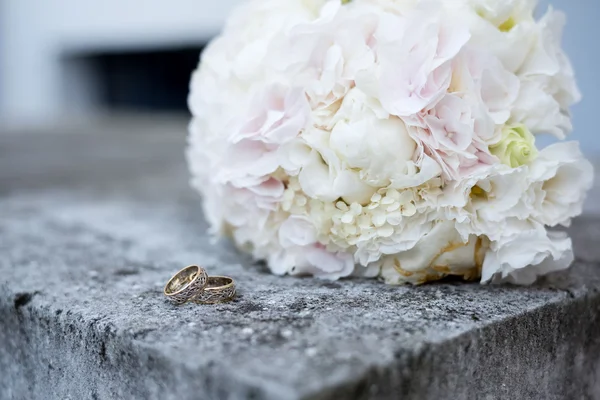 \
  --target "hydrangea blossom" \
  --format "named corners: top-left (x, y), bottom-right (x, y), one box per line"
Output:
top-left (187, 0), bottom-right (593, 284)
